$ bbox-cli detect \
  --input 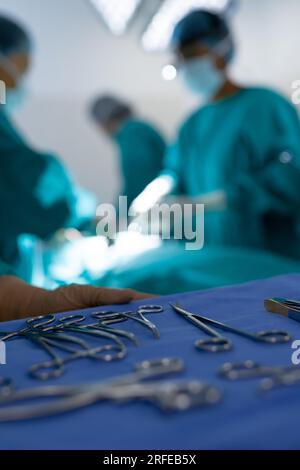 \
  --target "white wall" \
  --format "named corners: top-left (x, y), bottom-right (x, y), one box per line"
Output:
top-left (0, 0), bottom-right (298, 203)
